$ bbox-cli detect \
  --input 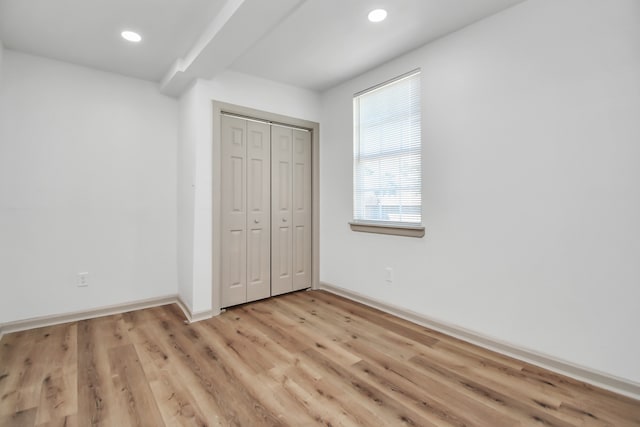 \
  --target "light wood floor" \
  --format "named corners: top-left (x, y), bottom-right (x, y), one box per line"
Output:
top-left (1, 290), bottom-right (639, 426)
